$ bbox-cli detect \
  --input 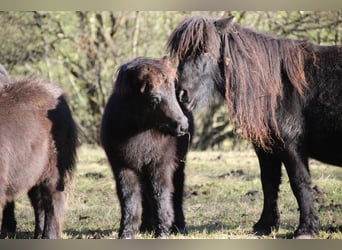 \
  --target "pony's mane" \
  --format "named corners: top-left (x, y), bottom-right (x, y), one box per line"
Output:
top-left (168, 16), bottom-right (221, 60)
top-left (168, 16), bottom-right (311, 149)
